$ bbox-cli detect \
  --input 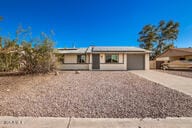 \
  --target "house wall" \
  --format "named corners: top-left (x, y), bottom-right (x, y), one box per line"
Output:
top-left (86, 54), bottom-right (90, 63)
top-left (64, 54), bottom-right (90, 63)
top-left (170, 55), bottom-right (192, 61)
top-left (88, 54), bottom-right (92, 70)
top-left (57, 52), bottom-right (149, 70)
top-left (57, 64), bottom-right (89, 70)
top-left (57, 54), bottom-right (90, 70)
top-left (99, 53), bottom-right (124, 63)
top-left (99, 53), bottom-right (127, 70)
top-left (100, 64), bottom-right (126, 70)
top-left (185, 55), bottom-right (192, 60)
top-left (156, 57), bottom-right (170, 61)
top-left (145, 53), bottom-right (150, 70)
top-left (64, 54), bottom-right (77, 63)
